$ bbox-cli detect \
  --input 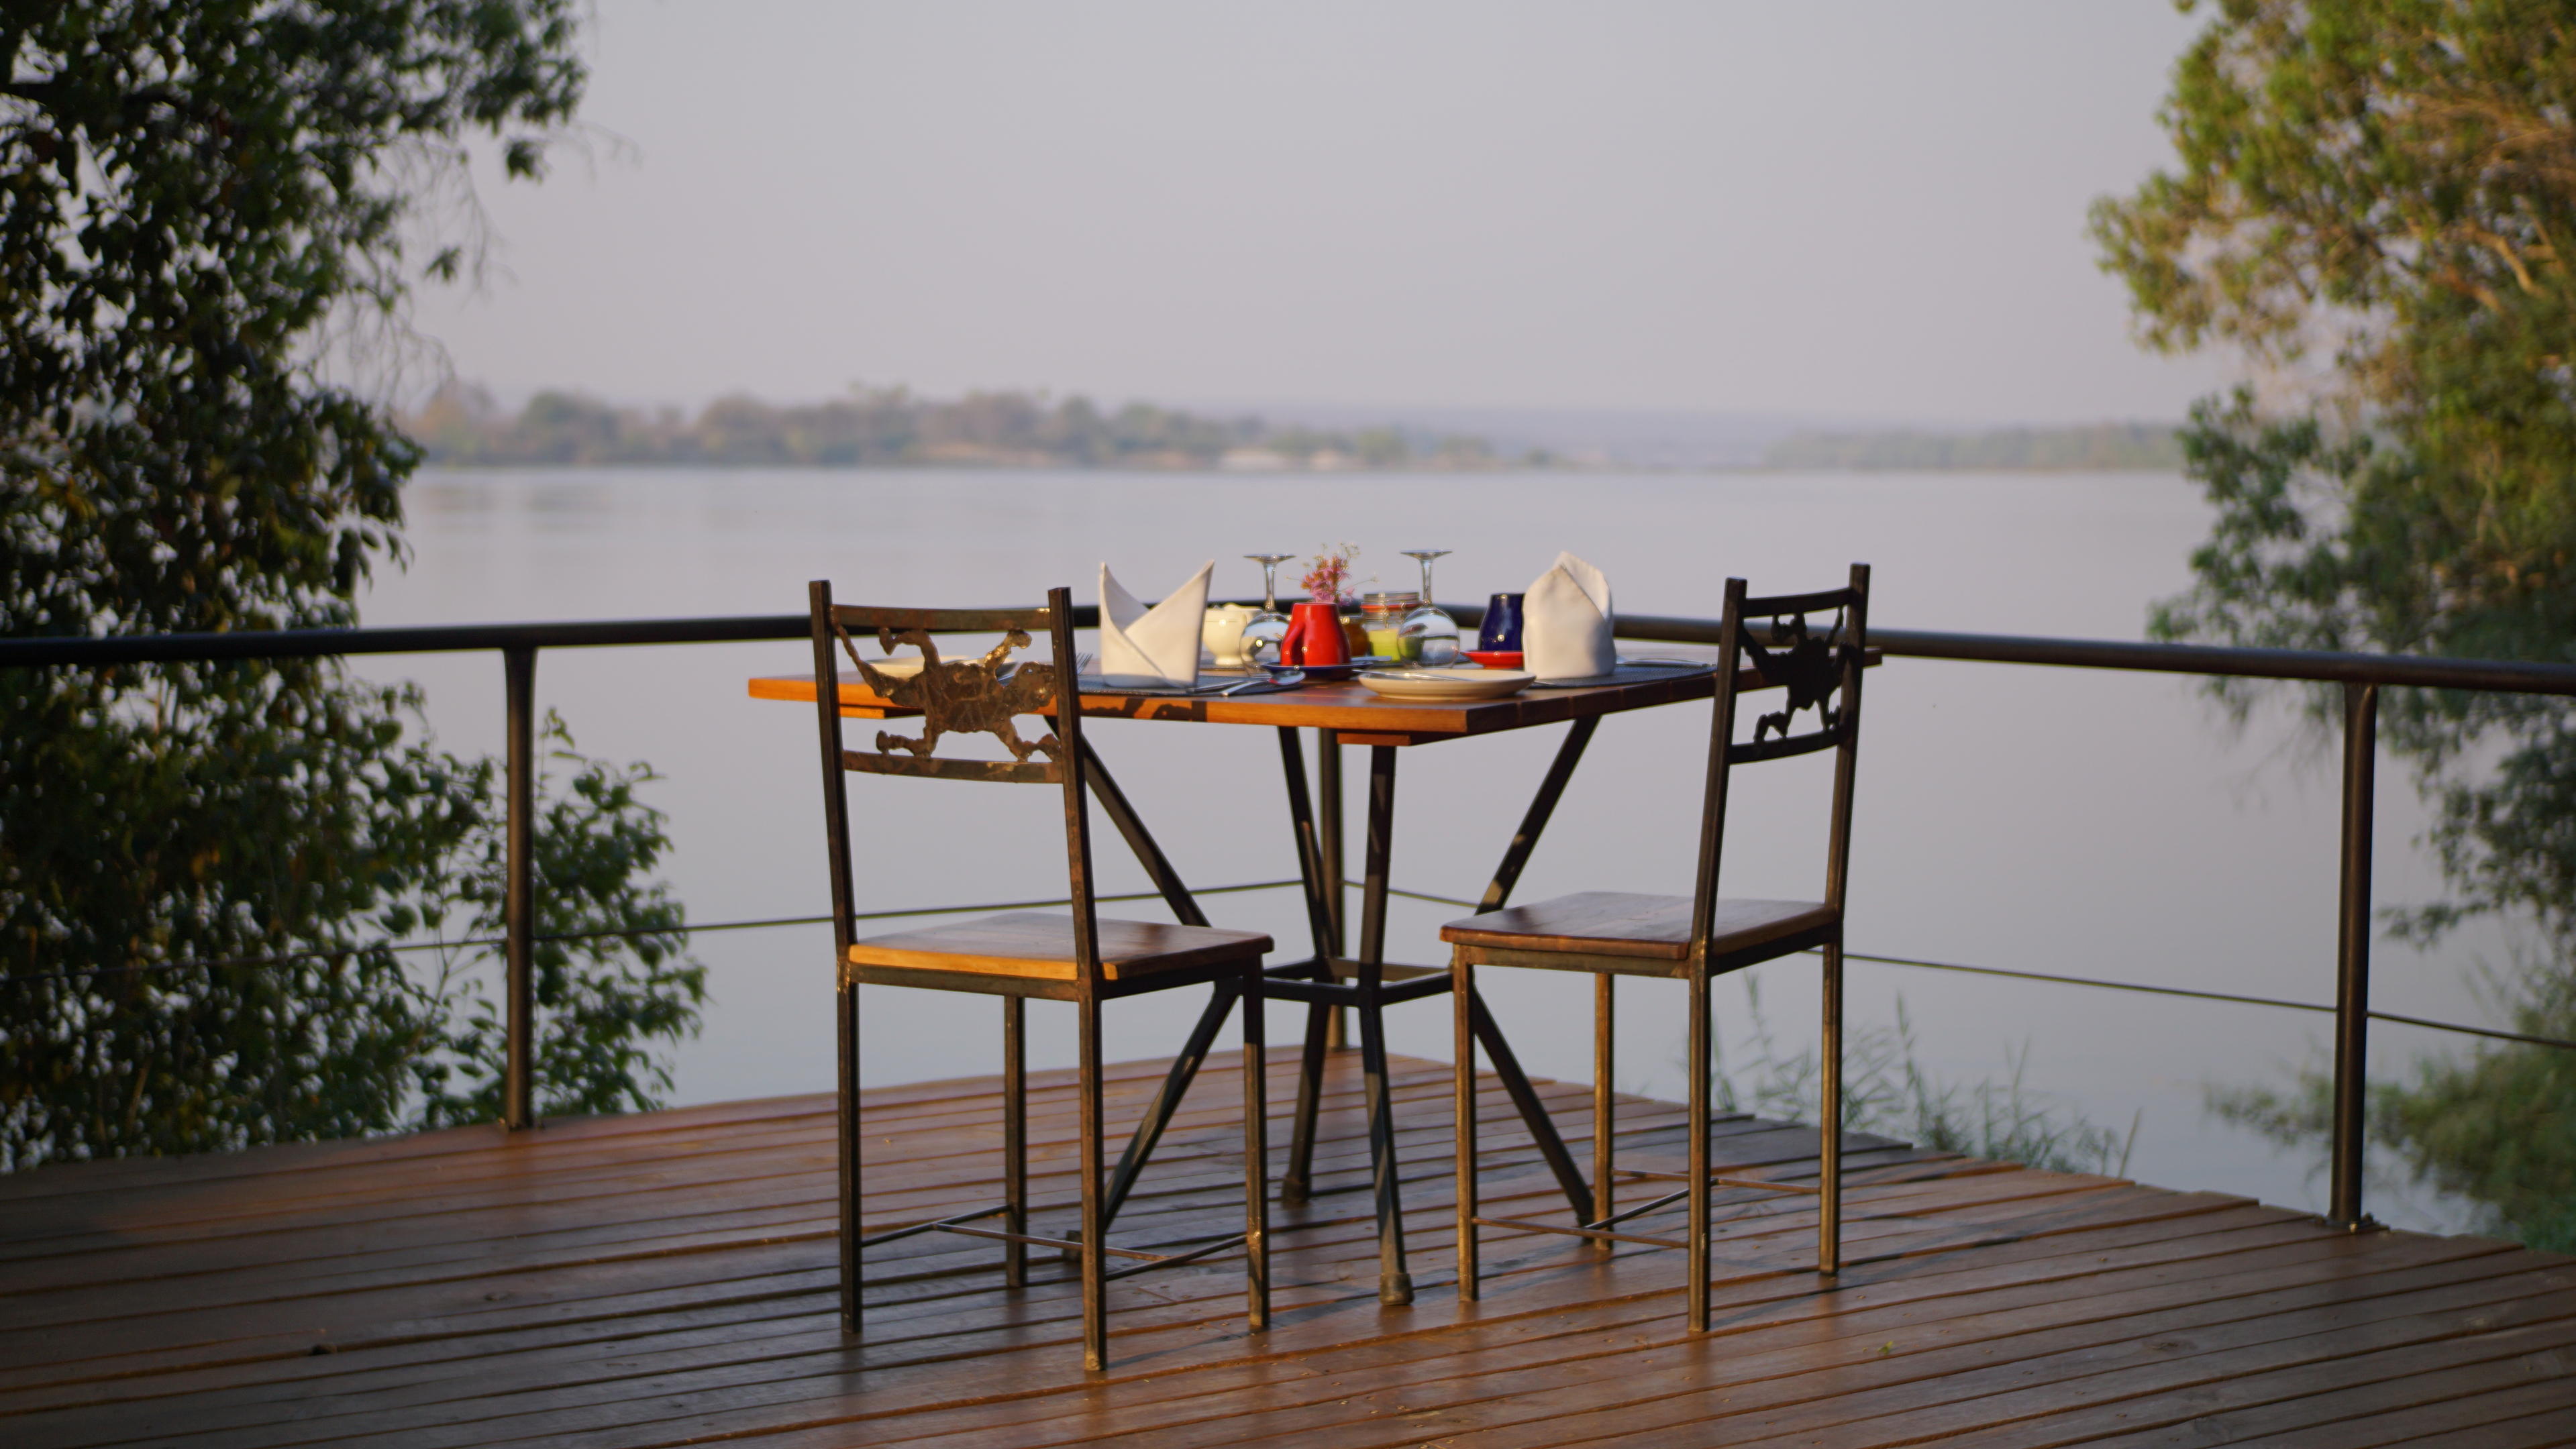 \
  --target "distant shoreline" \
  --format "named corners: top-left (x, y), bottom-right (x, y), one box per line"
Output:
top-left (405, 383), bottom-right (2184, 474)
top-left (413, 459), bottom-right (2190, 476)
